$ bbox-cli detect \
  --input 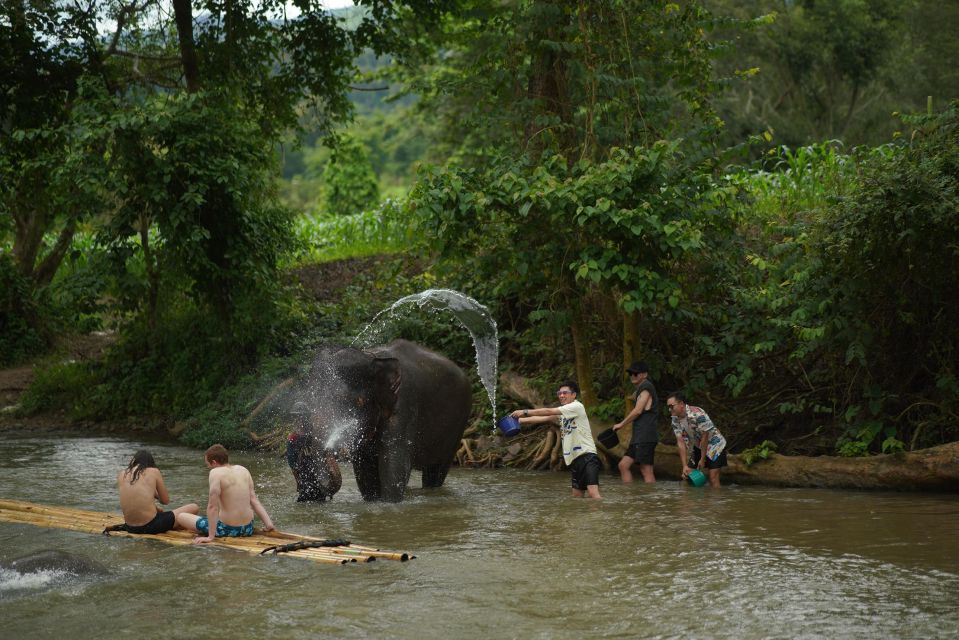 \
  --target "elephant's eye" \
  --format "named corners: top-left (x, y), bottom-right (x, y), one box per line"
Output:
top-left (355, 396), bottom-right (365, 407)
